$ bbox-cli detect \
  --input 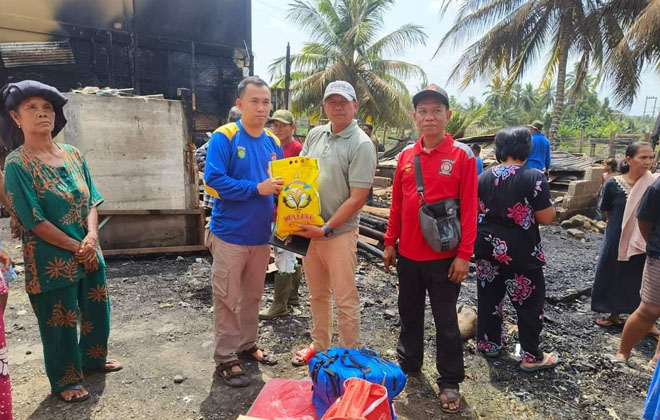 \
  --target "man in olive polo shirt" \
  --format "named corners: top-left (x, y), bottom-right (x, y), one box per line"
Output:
top-left (292, 81), bottom-right (377, 364)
